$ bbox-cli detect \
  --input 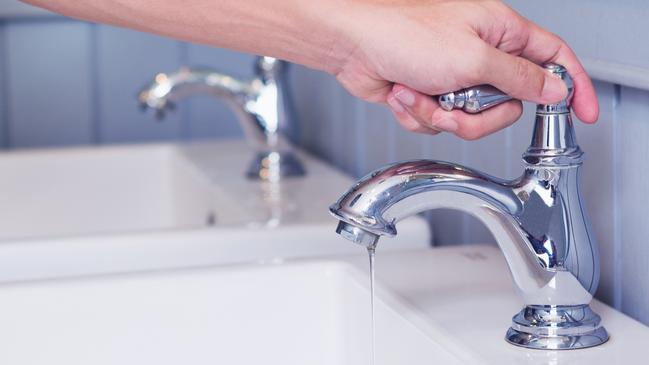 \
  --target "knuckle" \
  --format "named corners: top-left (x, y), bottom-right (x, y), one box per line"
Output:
top-left (513, 59), bottom-right (532, 84)
top-left (455, 126), bottom-right (483, 141)
top-left (459, 45), bottom-right (490, 84)
top-left (460, 131), bottom-right (483, 141)
top-left (401, 121), bottom-right (421, 133)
